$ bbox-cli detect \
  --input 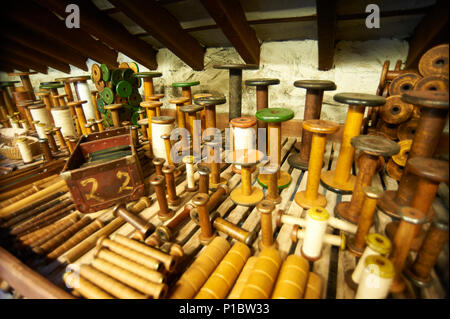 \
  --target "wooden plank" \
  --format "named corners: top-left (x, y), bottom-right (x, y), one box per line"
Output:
top-left (37, 0), bottom-right (158, 70)
top-left (316, 0), bottom-right (337, 70)
top-left (109, 0), bottom-right (204, 71)
top-left (0, 56), bottom-right (47, 75)
top-left (200, 0), bottom-right (260, 65)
